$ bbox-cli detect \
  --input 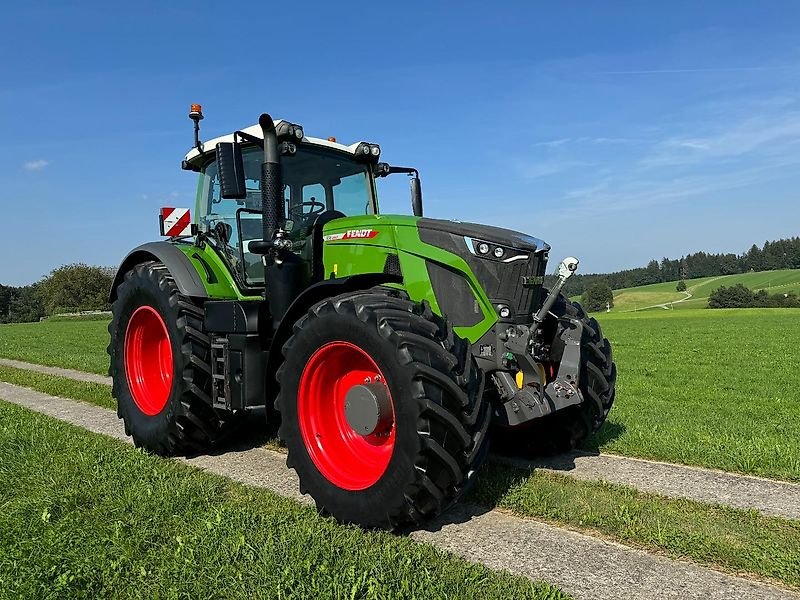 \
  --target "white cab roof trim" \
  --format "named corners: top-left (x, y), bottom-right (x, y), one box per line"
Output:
top-left (183, 120), bottom-right (364, 166)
